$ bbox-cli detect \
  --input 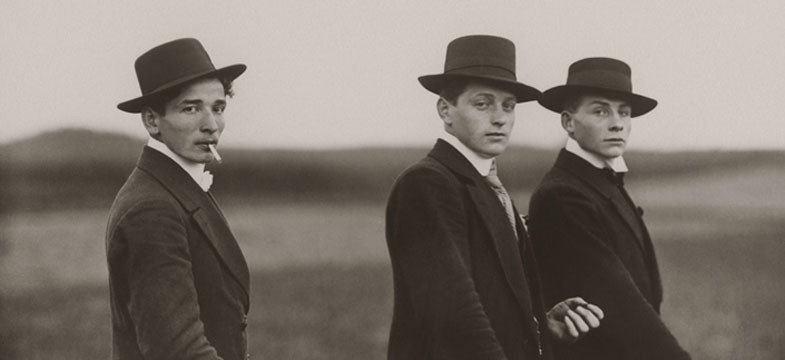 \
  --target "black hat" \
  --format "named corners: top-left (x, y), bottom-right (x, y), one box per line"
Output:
top-left (117, 38), bottom-right (246, 113)
top-left (418, 35), bottom-right (540, 103)
top-left (538, 57), bottom-right (657, 117)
